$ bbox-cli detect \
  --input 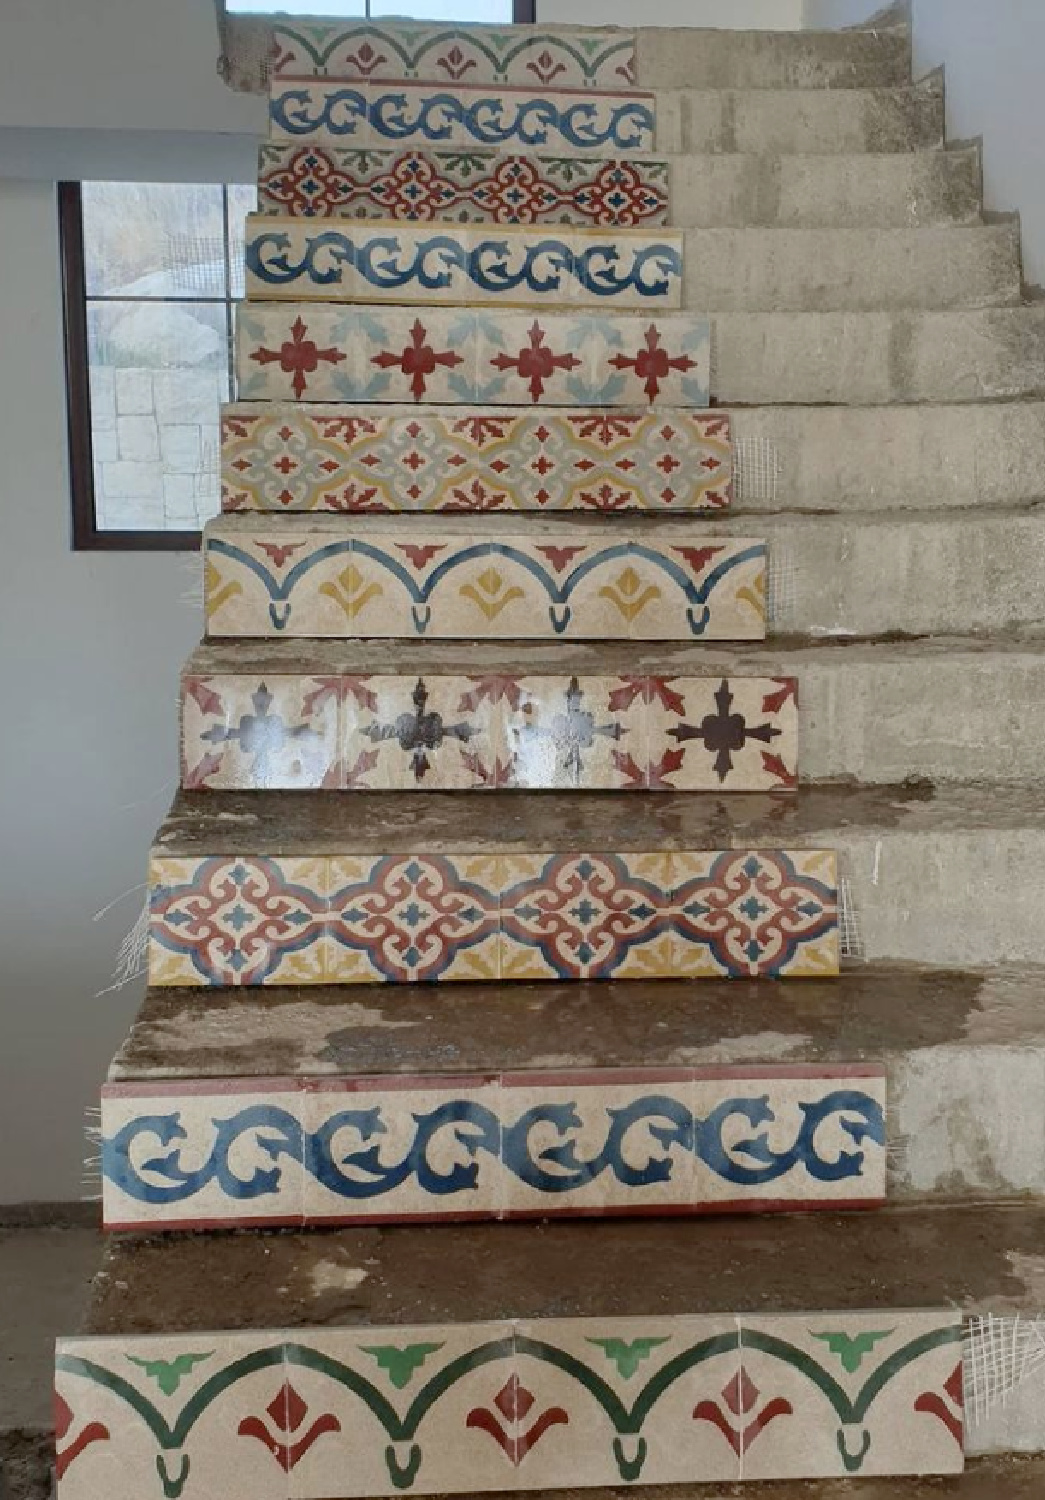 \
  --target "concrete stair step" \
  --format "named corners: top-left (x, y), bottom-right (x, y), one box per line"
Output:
top-left (244, 218), bottom-right (1020, 314)
top-left (221, 400), bottom-right (1045, 517)
top-left (201, 509), bottom-right (1045, 641)
top-left (102, 962), bottom-right (1045, 1229)
top-left (265, 13), bottom-right (911, 92)
top-left (58, 1204), bottom-right (1045, 1499)
top-left (202, 515), bottom-right (767, 643)
top-left (233, 301), bottom-right (1045, 406)
top-left (177, 637), bottom-right (1045, 790)
top-left (220, 406), bottom-right (734, 515)
top-left (256, 142), bottom-right (981, 230)
top-left (267, 76), bottom-right (944, 159)
top-left (148, 783), bottom-right (1045, 974)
